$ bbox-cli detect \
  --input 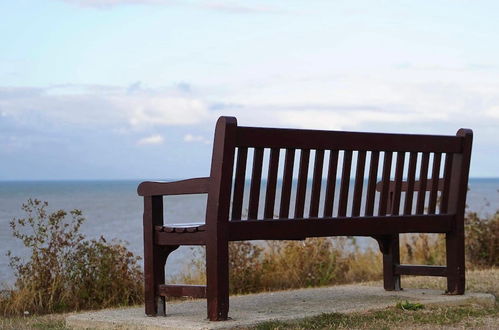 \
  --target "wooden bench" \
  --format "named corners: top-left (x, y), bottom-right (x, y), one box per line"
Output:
top-left (138, 116), bottom-right (473, 321)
